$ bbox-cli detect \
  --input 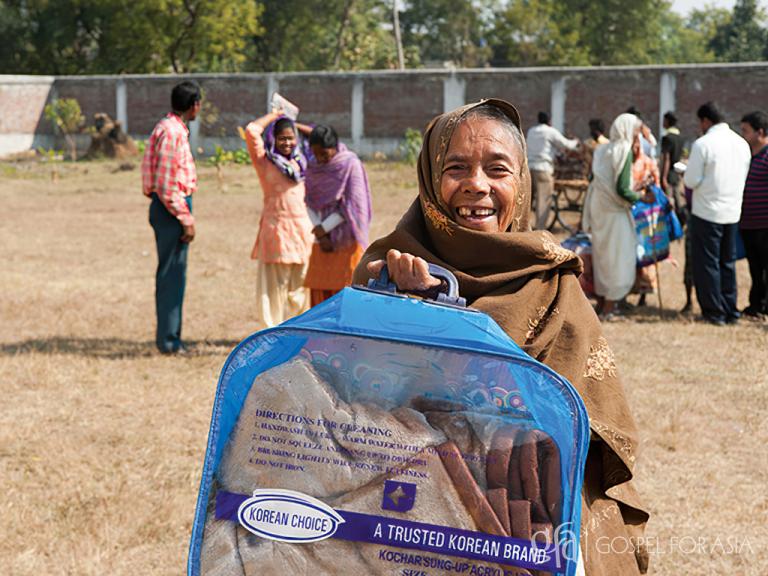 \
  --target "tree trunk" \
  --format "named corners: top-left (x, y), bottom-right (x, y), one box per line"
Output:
top-left (169, 0), bottom-right (200, 73)
top-left (392, 0), bottom-right (405, 70)
top-left (333, 0), bottom-right (355, 69)
top-left (66, 134), bottom-right (77, 162)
